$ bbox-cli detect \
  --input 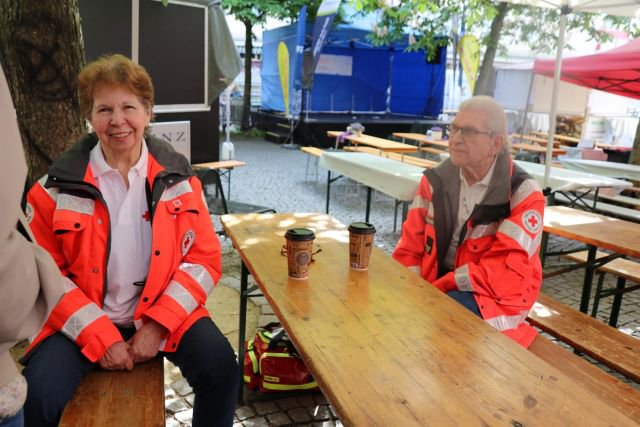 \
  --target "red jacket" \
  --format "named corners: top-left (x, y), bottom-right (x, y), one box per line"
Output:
top-left (25, 134), bottom-right (222, 362)
top-left (393, 151), bottom-right (545, 348)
